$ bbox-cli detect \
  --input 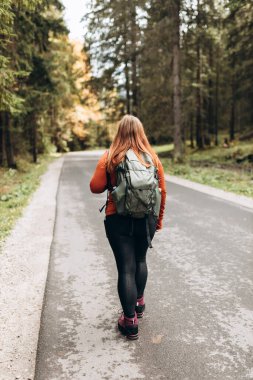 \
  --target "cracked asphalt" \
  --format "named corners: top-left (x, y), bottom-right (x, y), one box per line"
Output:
top-left (34, 150), bottom-right (253, 380)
